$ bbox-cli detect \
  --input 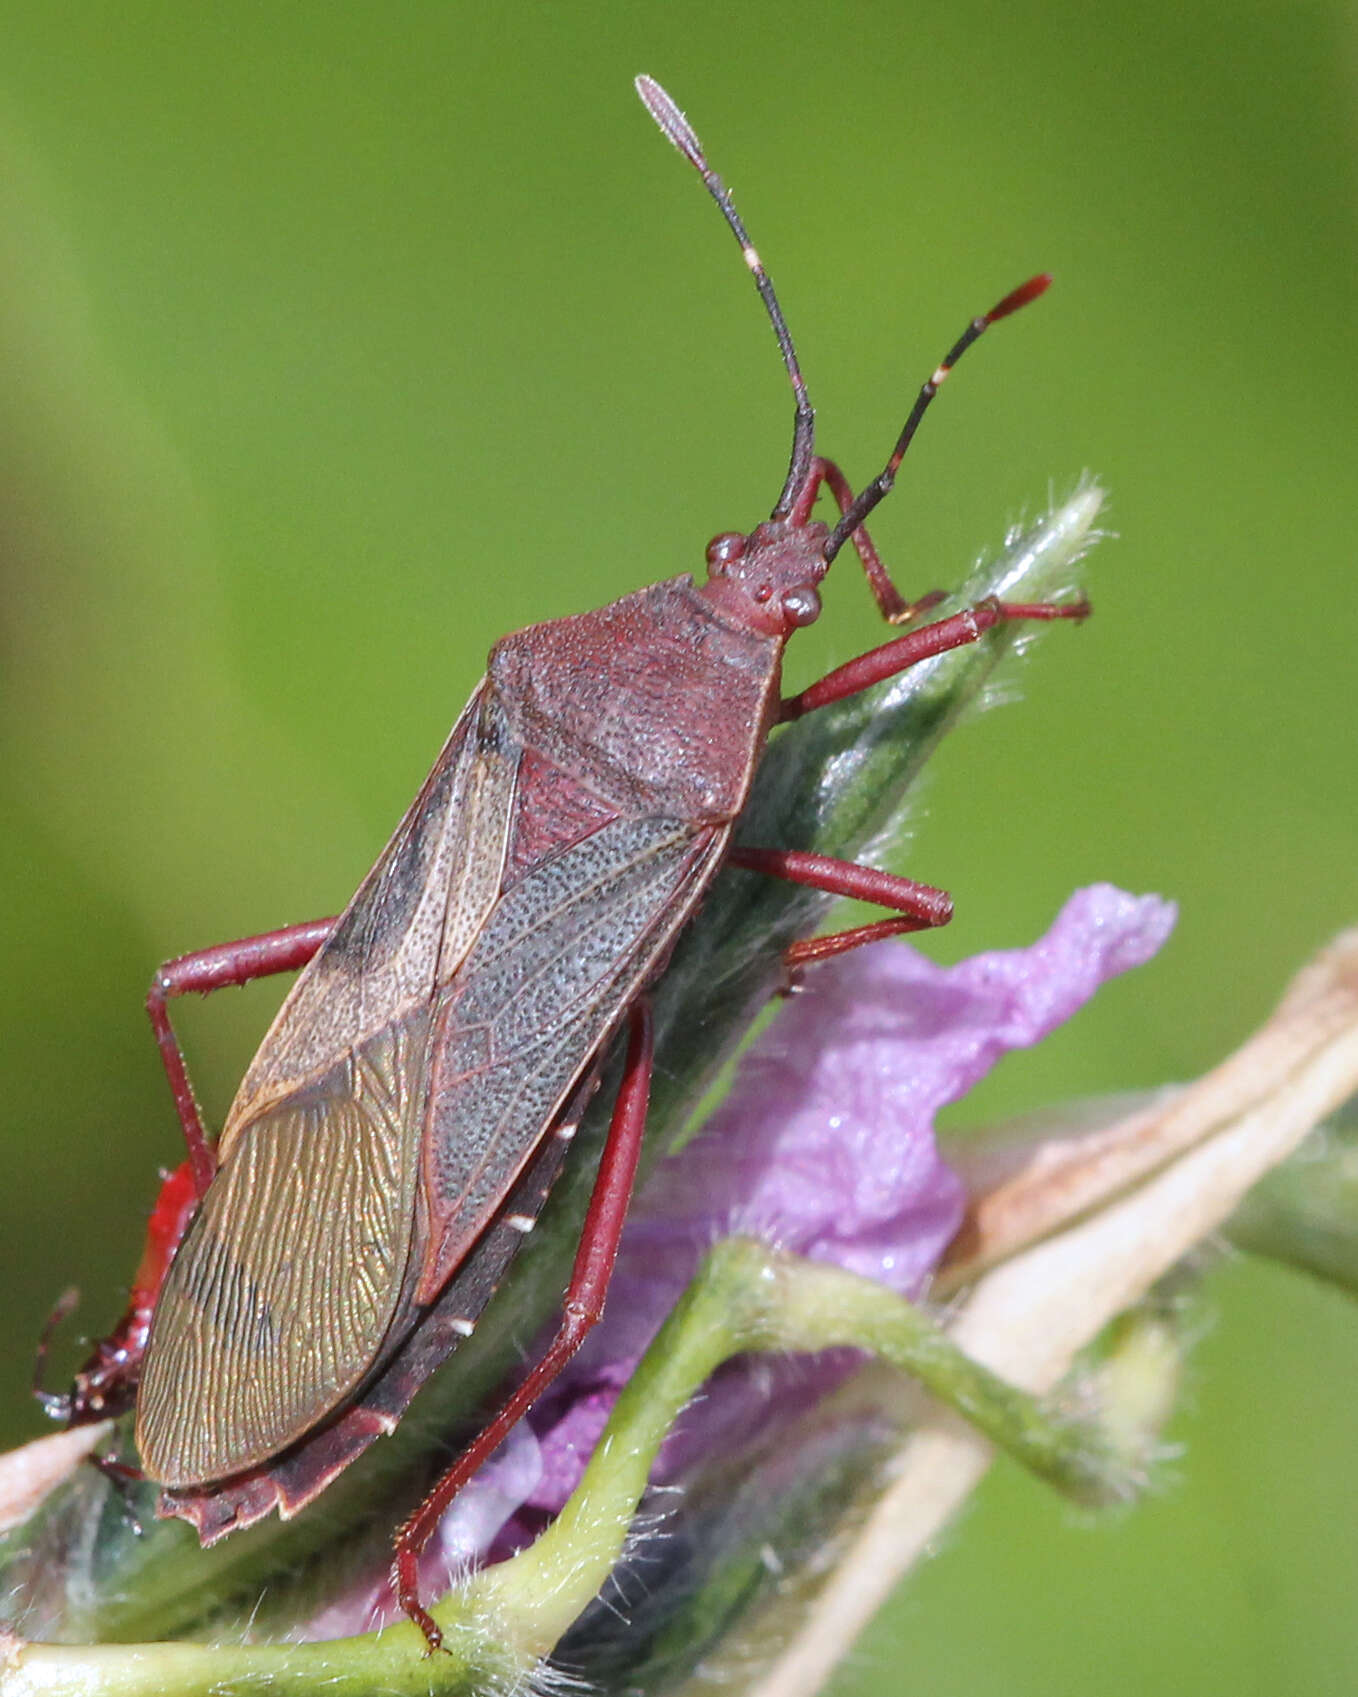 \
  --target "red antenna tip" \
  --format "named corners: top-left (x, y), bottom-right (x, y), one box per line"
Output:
top-left (986, 272), bottom-right (1053, 324)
